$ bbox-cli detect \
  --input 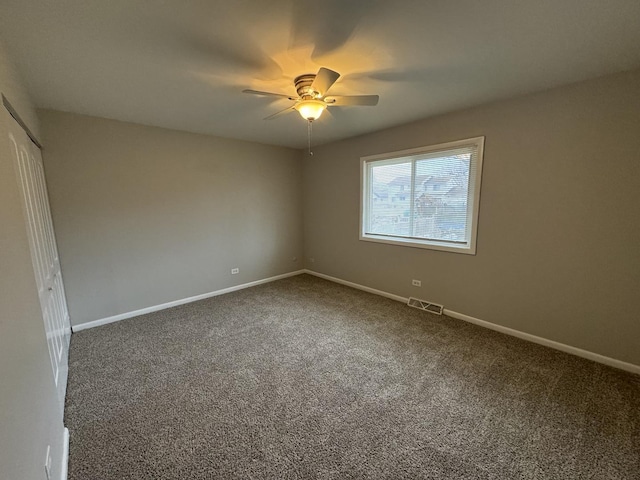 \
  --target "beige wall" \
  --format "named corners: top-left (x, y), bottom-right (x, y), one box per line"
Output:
top-left (0, 42), bottom-right (66, 480)
top-left (39, 110), bottom-right (303, 327)
top-left (302, 69), bottom-right (640, 366)
top-left (0, 41), bottom-right (40, 141)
